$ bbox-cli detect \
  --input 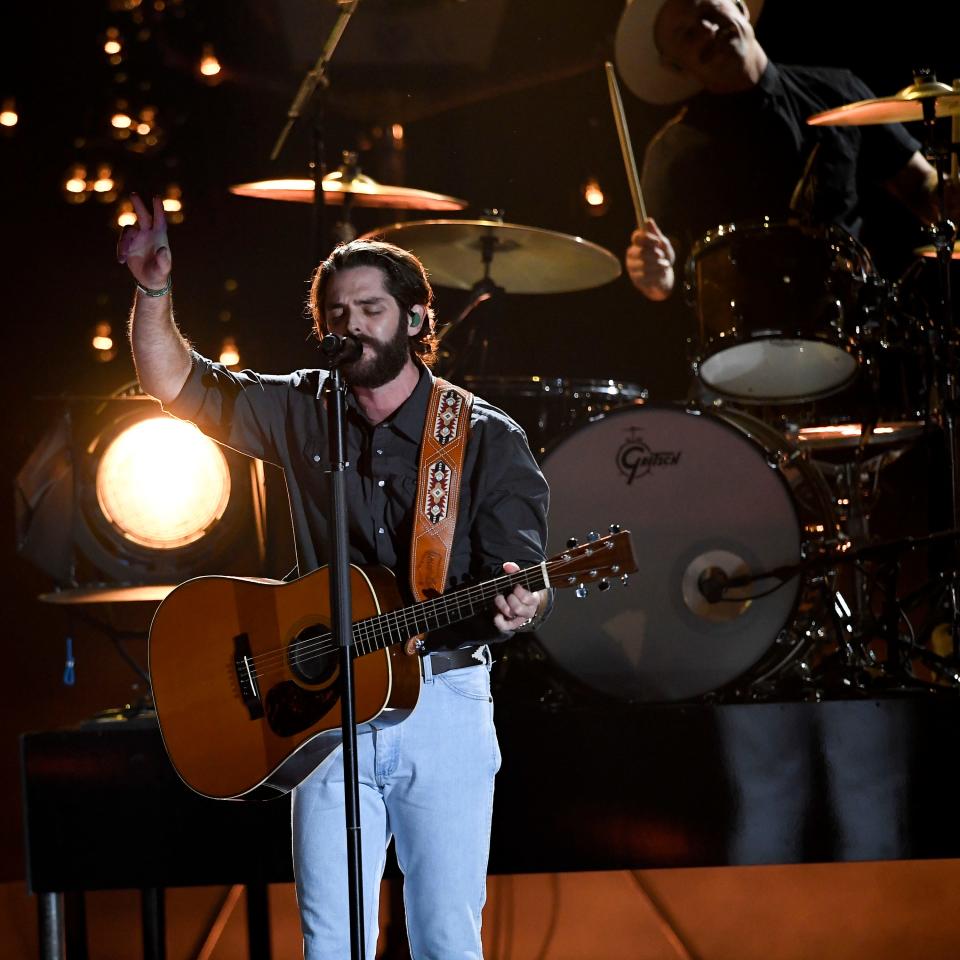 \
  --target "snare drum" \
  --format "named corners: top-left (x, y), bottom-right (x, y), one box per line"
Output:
top-left (688, 220), bottom-right (876, 403)
top-left (537, 404), bottom-right (837, 702)
top-left (463, 376), bottom-right (647, 456)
